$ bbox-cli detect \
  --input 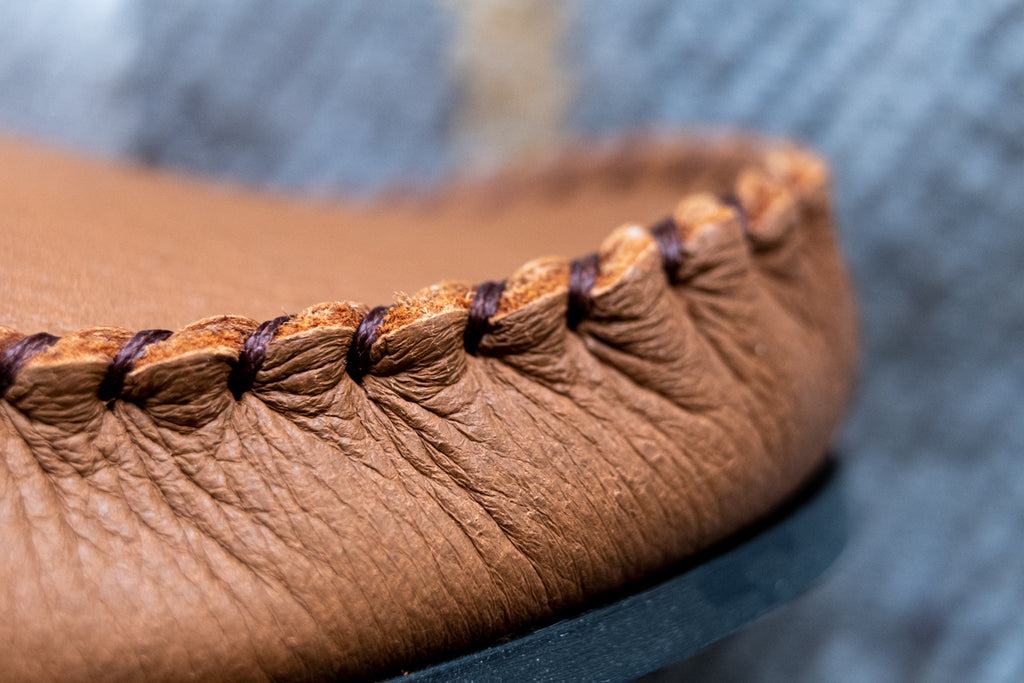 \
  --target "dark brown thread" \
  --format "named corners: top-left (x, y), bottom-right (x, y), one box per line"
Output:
top-left (97, 329), bottom-right (173, 403)
top-left (650, 216), bottom-right (683, 284)
top-left (721, 193), bottom-right (751, 236)
top-left (347, 306), bottom-right (388, 381)
top-left (567, 253), bottom-right (599, 330)
top-left (464, 280), bottom-right (506, 355)
top-left (228, 315), bottom-right (290, 399)
top-left (0, 333), bottom-right (60, 398)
